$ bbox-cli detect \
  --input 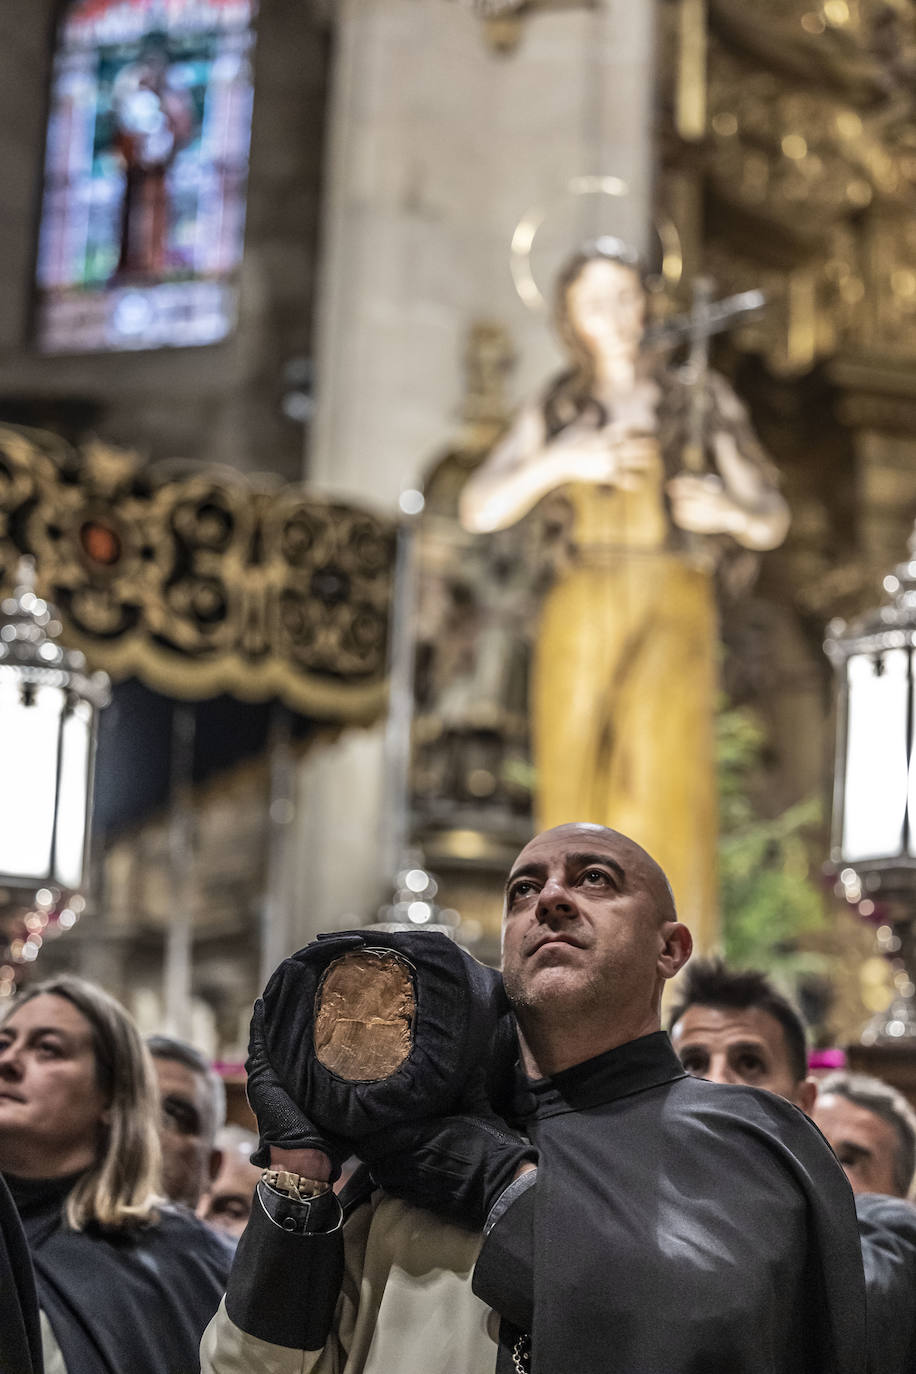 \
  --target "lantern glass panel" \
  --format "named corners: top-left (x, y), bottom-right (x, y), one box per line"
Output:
top-left (53, 698), bottom-right (92, 890)
top-left (842, 649), bottom-right (910, 862)
top-left (0, 681), bottom-right (64, 882)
